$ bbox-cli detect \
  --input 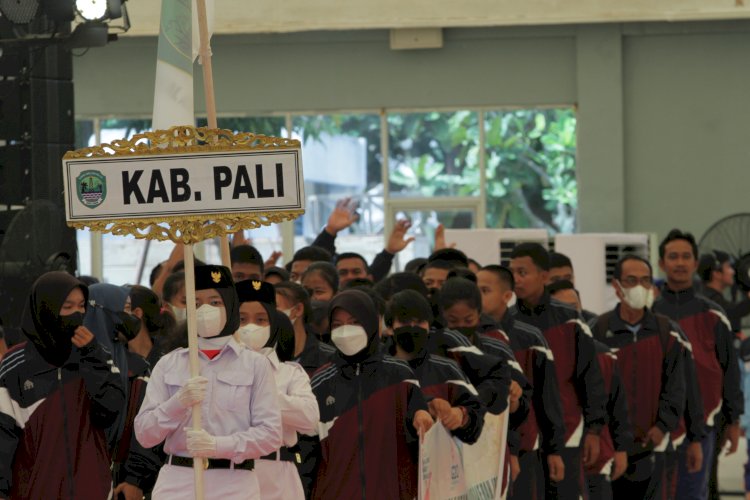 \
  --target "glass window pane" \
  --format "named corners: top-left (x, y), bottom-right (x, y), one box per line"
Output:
top-left (291, 114), bottom-right (383, 259)
top-left (484, 108), bottom-right (577, 233)
top-left (391, 208), bottom-right (475, 271)
top-left (388, 111), bottom-right (480, 197)
top-left (75, 119), bottom-right (94, 149)
top-left (99, 118), bottom-right (152, 144)
top-left (196, 116), bottom-right (284, 137)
